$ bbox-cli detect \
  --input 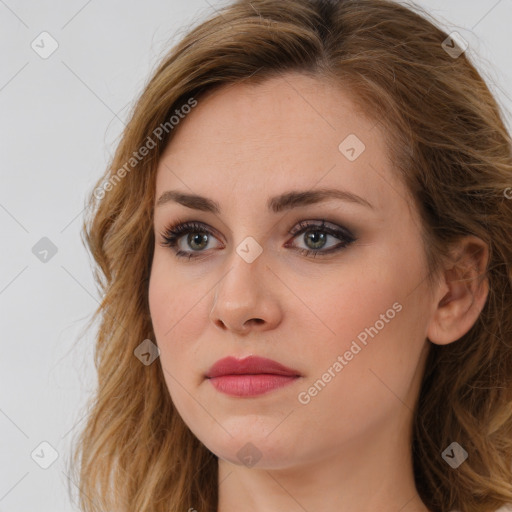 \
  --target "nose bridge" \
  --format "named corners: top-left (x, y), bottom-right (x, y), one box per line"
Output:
top-left (215, 241), bottom-right (267, 305)
top-left (209, 241), bottom-right (281, 332)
